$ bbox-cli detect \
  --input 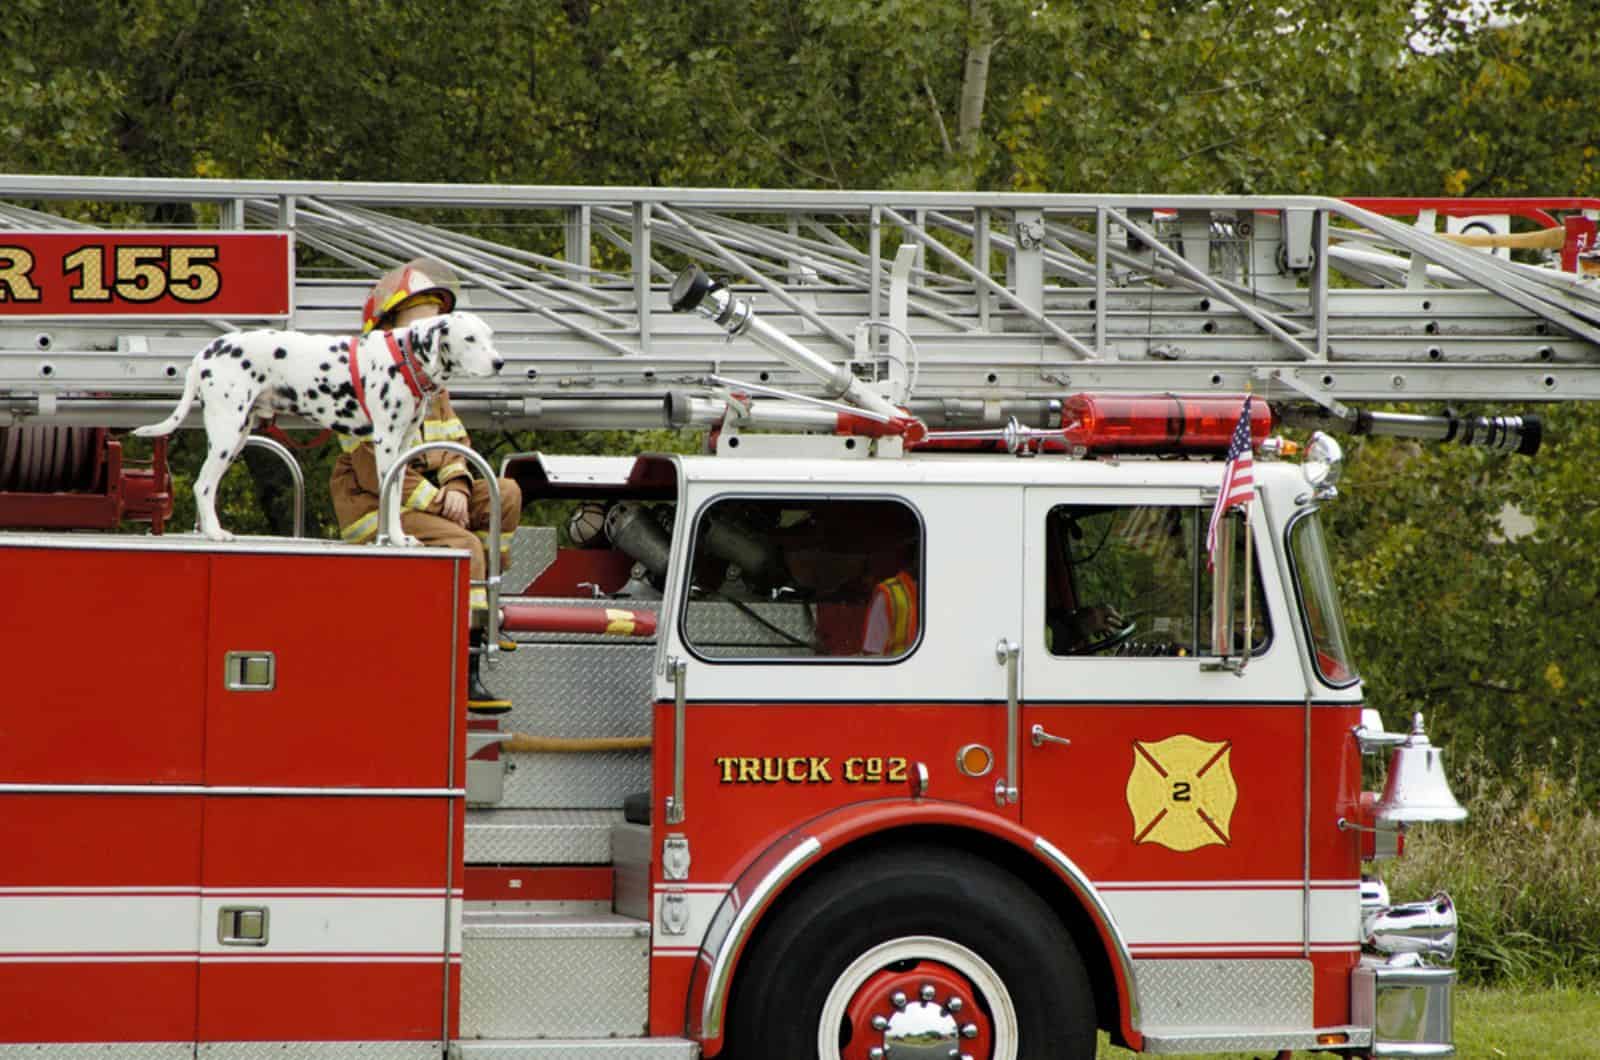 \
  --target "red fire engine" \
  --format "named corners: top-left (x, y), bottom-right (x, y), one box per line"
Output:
top-left (2, 178), bottom-right (1596, 1059)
